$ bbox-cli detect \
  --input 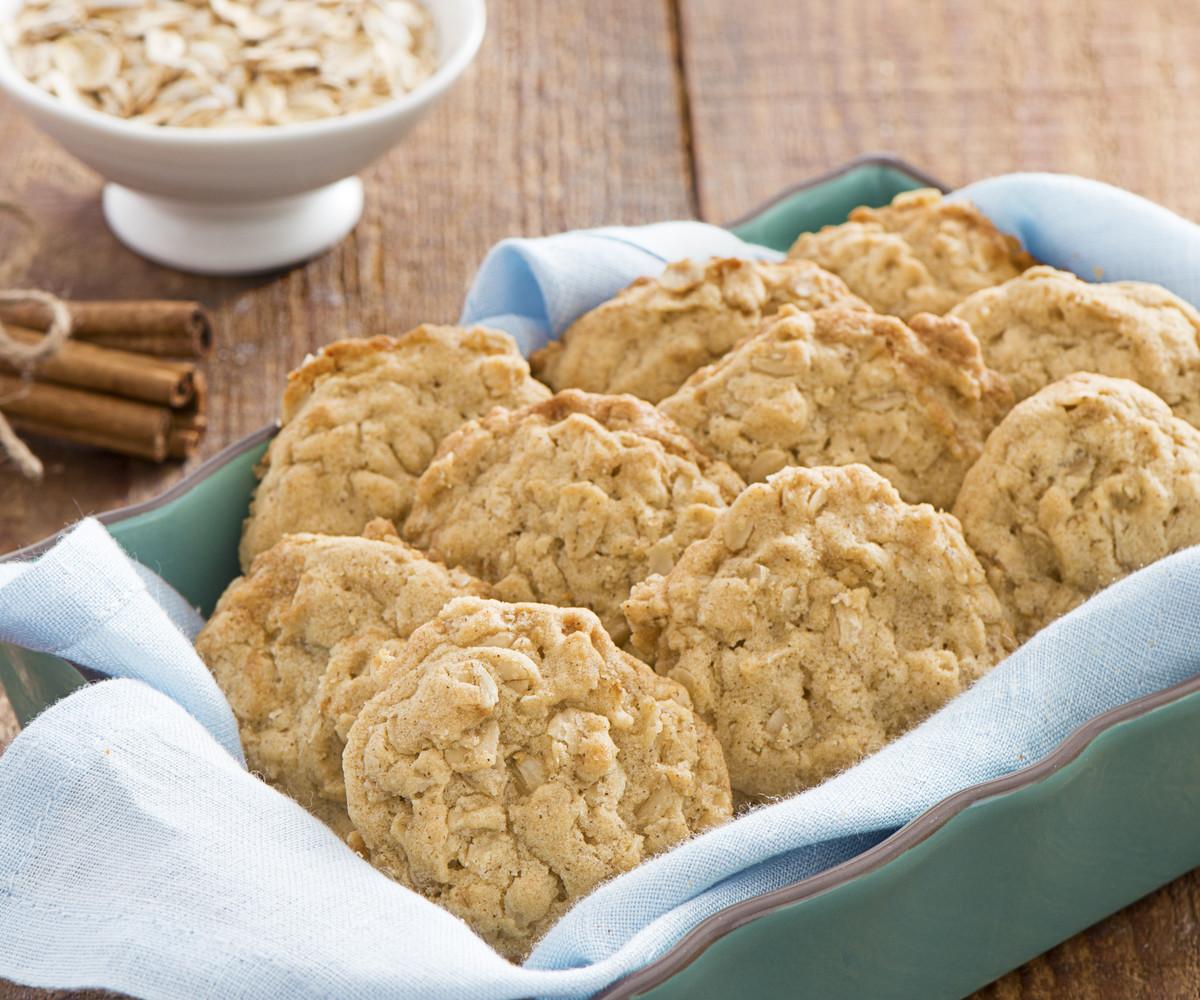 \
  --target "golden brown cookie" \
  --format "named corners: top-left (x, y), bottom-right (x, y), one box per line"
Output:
top-left (196, 519), bottom-right (491, 835)
top-left (949, 266), bottom-right (1200, 426)
top-left (403, 389), bottom-right (745, 646)
top-left (954, 373), bottom-right (1200, 641)
top-left (624, 464), bottom-right (1014, 800)
top-left (789, 188), bottom-right (1034, 319)
top-left (657, 305), bottom-right (1012, 509)
top-left (343, 597), bottom-right (731, 959)
top-left (531, 257), bottom-right (869, 403)
top-left (238, 327), bottom-right (551, 570)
